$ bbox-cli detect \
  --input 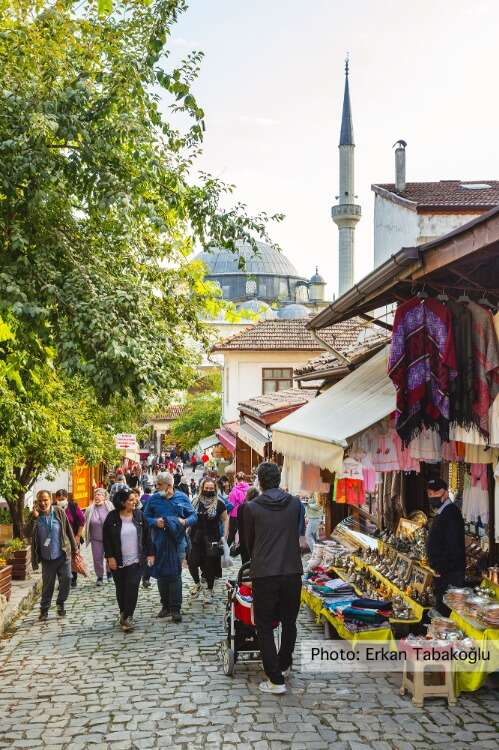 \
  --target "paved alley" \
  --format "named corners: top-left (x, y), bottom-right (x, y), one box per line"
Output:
top-left (0, 564), bottom-right (497, 750)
